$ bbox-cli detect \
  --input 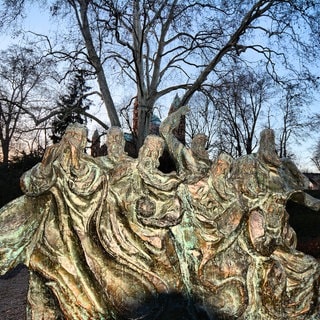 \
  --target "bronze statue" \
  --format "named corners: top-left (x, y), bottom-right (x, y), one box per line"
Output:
top-left (0, 110), bottom-right (319, 319)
